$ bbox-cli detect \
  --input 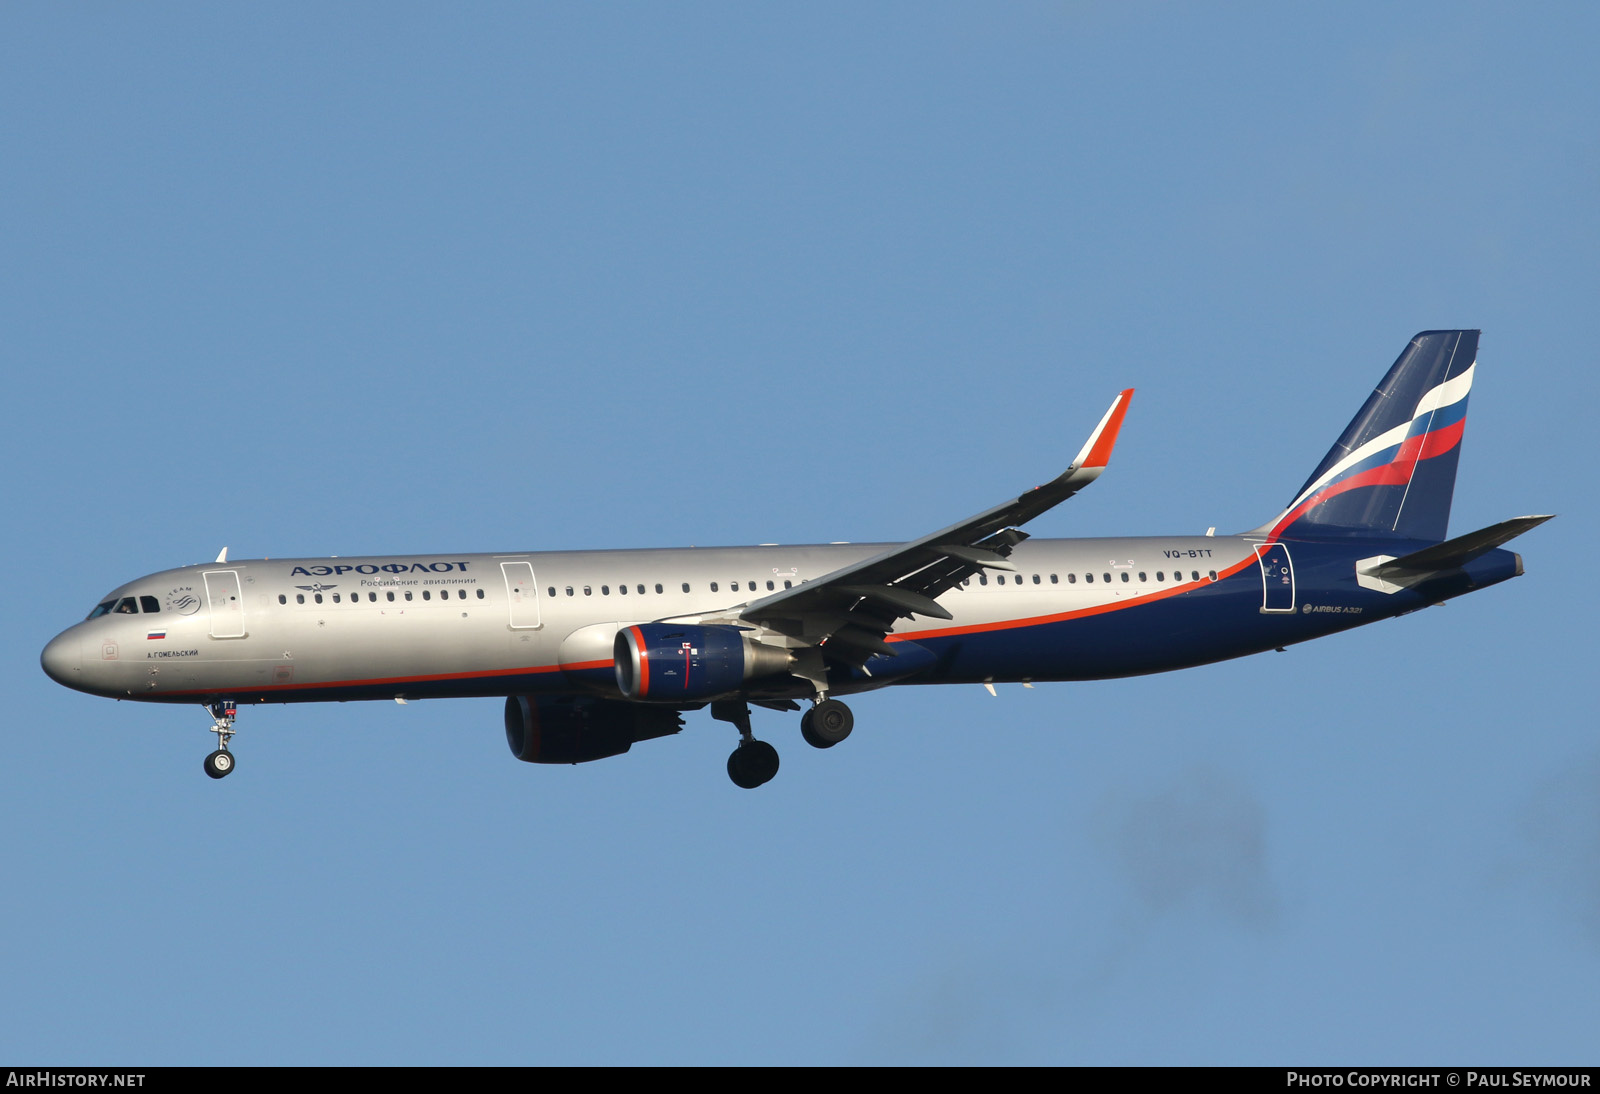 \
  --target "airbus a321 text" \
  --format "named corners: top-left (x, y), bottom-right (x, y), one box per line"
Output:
top-left (42, 331), bottom-right (1549, 788)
